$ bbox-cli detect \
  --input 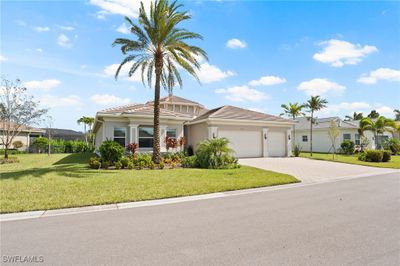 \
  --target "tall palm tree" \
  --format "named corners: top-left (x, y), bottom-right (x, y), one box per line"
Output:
top-left (367, 110), bottom-right (380, 119)
top-left (345, 112), bottom-right (363, 121)
top-left (113, 0), bottom-right (207, 163)
top-left (77, 116), bottom-right (95, 144)
top-left (359, 116), bottom-right (396, 149)
top-left (280, 102), bottom-right (305, 148)
top-left (305, 95), bottom-right (328, 156)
